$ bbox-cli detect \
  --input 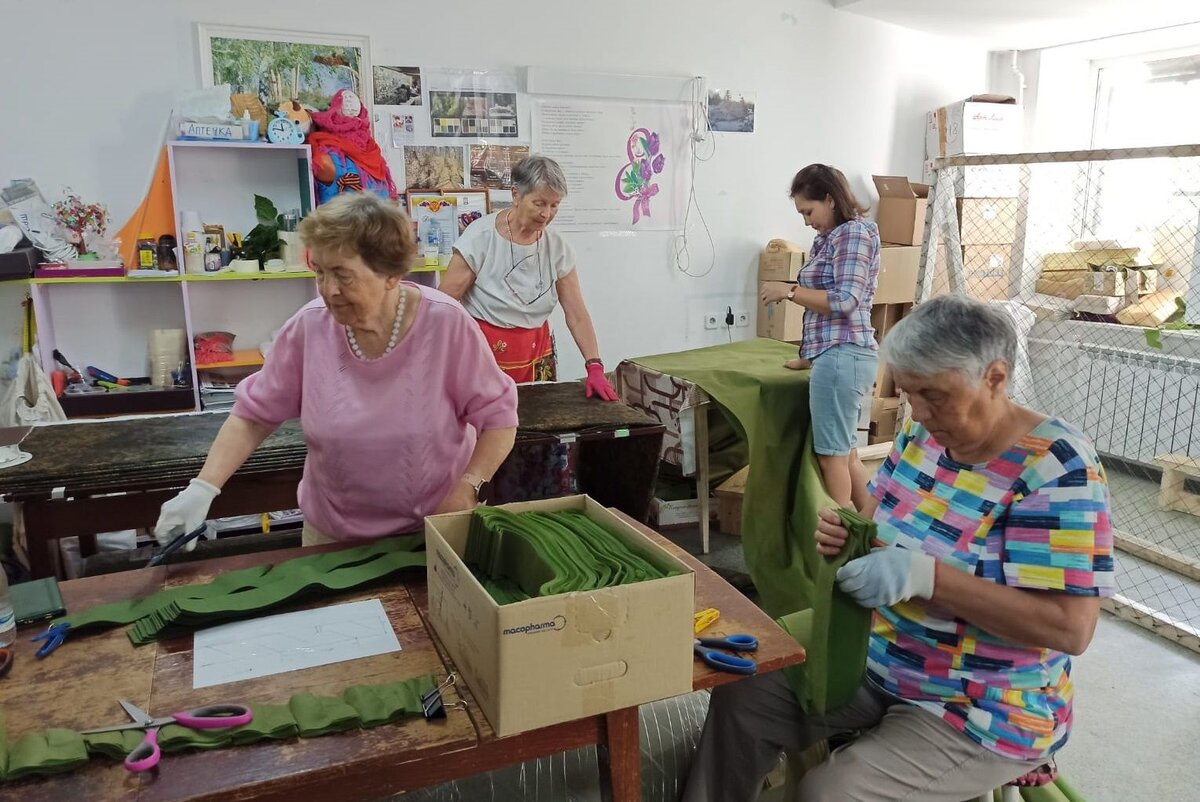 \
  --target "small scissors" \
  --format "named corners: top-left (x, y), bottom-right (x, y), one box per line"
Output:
top-left (147, 523), bottom-right (207, 567)
top-left (694, 633), bottom-right (758, 675)
top-left (80, 699), bottom-right (253, 772)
